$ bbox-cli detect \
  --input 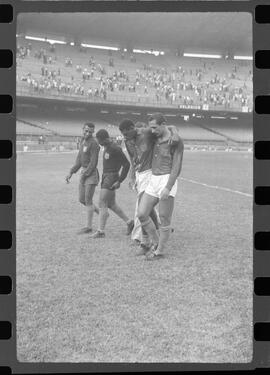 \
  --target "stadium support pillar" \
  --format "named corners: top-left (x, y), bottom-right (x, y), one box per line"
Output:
top-left (74, 35), bottom-right (82, 48)
top-left (223, 50), bottom-right (234, 60)
top-left (126, 43), bottom-right (133, 54)
top-left (176, 48), bottom-right (184, 57)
